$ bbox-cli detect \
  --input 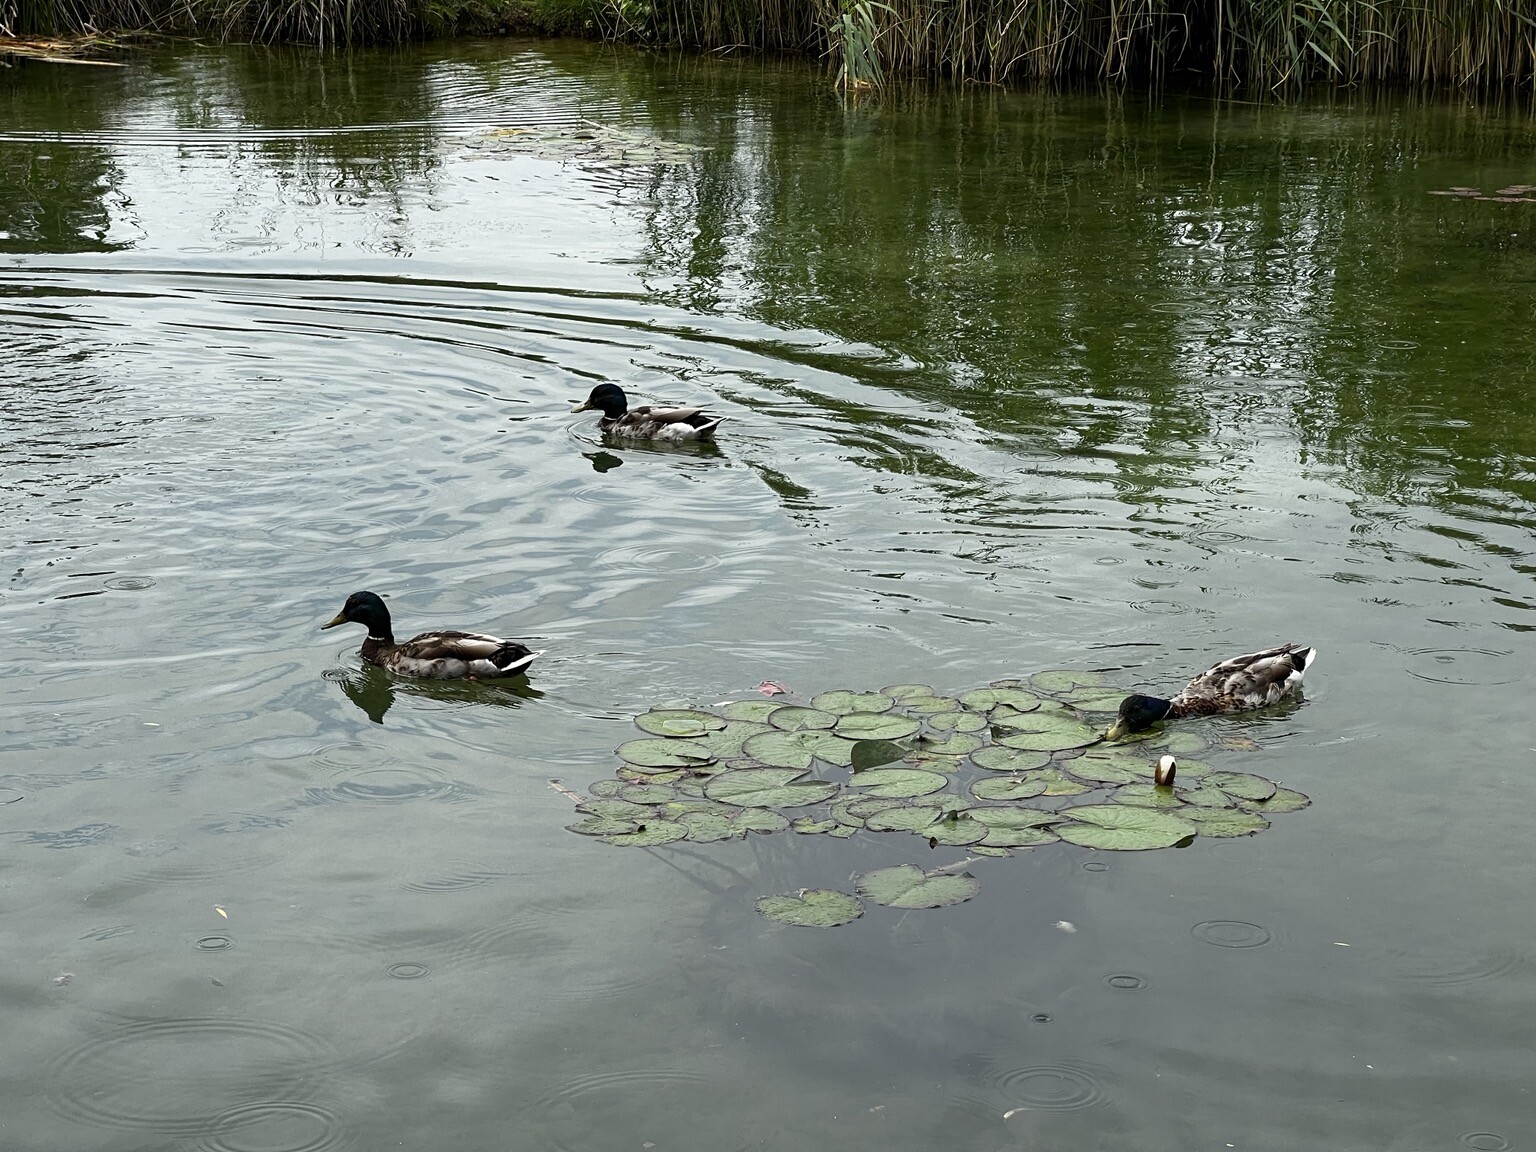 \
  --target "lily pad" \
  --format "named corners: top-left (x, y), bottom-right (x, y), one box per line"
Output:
top-left (616, 738), bottom-right (716, 769)
top-left (959, 687), bottom-right (1043, 713)
top-left (910, 732), bottom-right (984, 758)
top-left (996, 714), bottom-right (1101, 752)
top-left (848, 768), bottom-right (949, 799)
top-left (634, 708), bottom-right (727, 737)
top-left (970, 775), bottom-right (1047, 801)
top-left (835, 713), bottom-right (922, 740)
top-left (971, 746), bottom-right (1052, 773)
top-left (616, 783), bottom-right (677, 804)
top-left (1184, 808), bottom-right (1270, 837)
top-left (1063, 759), bottom-right (1139, 786)
top-left (863, 805), bottom-right (944, 832)
top-left (1114, 784), bottom-right (1188, 809)
top-left (925, 813), bottom-right (989, 846)
top-left (1032, 768), bottom-right (1093, 796)
top-left (697, 721), bottom-right (772, 759)
top-left (856, 864), bottom-right (981, 909)
top-left (602, 821), bottom-right (690, 847)
top-left (742, 729), bottom-right (857, 769)
top-left (1206, 772), bottom-right (1277, 802)
top-left (768, 706), bottom-right (838, 732)
top-left (720, 699), bottom-right (783, 722)
top-left (831, 795), bottom-right (907, 824)
top-left (576, 798), bottom-right (652, 820)
top-left (1059, 689), bottom-right (1128, 712)
top-left (900, 695), bottom-right (963, 714)
top-left (1174, 784), bottom-right (1234, 808)
top-left (585, 779), bottom-right (623, 798)
top-left (1056, 805), bottom-right (1197, 851)
top-left (926, 710), bottom-right (990, 733)
top-left (969, 806), bottom-right (1061, 830)
top-left (850, 739), bottom-right (910, 771)
top-left (616, 765), bottom-right (686, 783)
top-left (756, 889), bottom-right (864, 928)
top-left (676, 811), bottom-right (737, 842)
top-left (827, 824), bottom-right (859, 838)
top-left (790, 817), bottom-right (840, 835)
top-left (881, 683), bottom-right (935, 700)
top-left (969, 845), bottom-right (1013, 858)
top-left (566, 816), bottom-right (638, 836)
top-left (980, 825), bottom-right (1059, 849)
top-left (1158, 731), bottom-right (1211, 755)
top-left (703, 768), bottom-right (838, 809)
top-left (1244, 786), bottom-right (1311, 813)
top-left (811, 691), bottom-right (894, 715)
top-left (1030, 669), bottom-right (1107, 694)
top-left (733, 809), bottom-right (791, 834)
